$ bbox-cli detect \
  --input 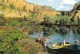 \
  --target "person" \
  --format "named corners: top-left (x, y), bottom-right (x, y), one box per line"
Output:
top-left (41, 36), bottom-right (46, 50)
top-left (63, 39), bottom-right (66, 45)
top-left (38, 34), bottom-right (41, 43)
top-left (41, 36), bottom-right (45, 45)
top-left (50, 40), bottom-right (53, 46)
top-left (75, 40), bottom-right (78, 45)
top-left (74, 40), bottom-right (78, 49)
top-left (44, 42), bottom-right (46, 50)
